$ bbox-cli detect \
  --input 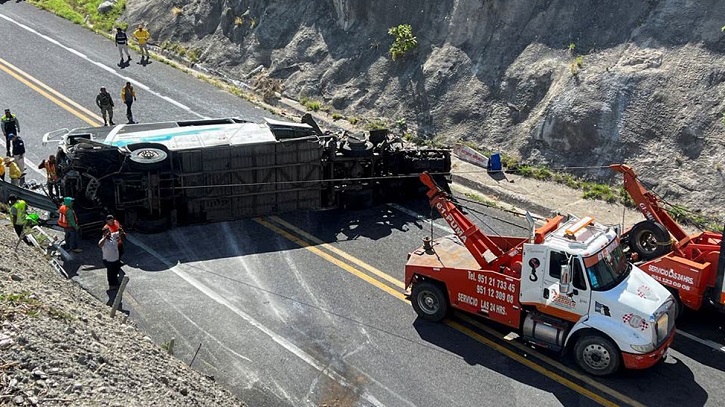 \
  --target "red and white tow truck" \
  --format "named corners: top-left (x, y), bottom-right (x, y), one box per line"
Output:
top-left (611, 164), bottom-right (725, 315)
top-left (404, 172), bottom-right (676, 376)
